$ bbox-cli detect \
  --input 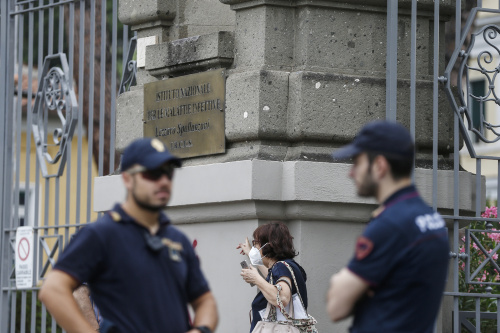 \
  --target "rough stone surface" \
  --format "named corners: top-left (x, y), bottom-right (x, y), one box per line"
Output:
top-left (136, 26), bottom-right (171, 43)
top-left (291, 5), bottom-right (447, 78)
top-left (119, 0), bottom-right (235, 42)
top-left (122, 0), bottom-right (456, 164)
top-left (179, 142), bottom-right (290, 165)
top-left (135, 68), bottom-right (158, 86)
top-left (118, 0), bottom-right (175, 30)
top-left (172, 0), bottom-right (235, 40)
top-left (178, 0), bottom-right (235, 38)
top-left (115, 87), bottom-right (144, 152)
top-left (225, 70), bottom-right (289, 141)
top-left (220, 0), bottom-right (456, 14)
top-left (146, 31), bottom-right (235, 75)
top-left (216, 0), bottom-right (454, 164)
top-left (233, 5), bottom-right (295, 69)
top-left (288, 71), bottom-right (454, 152)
